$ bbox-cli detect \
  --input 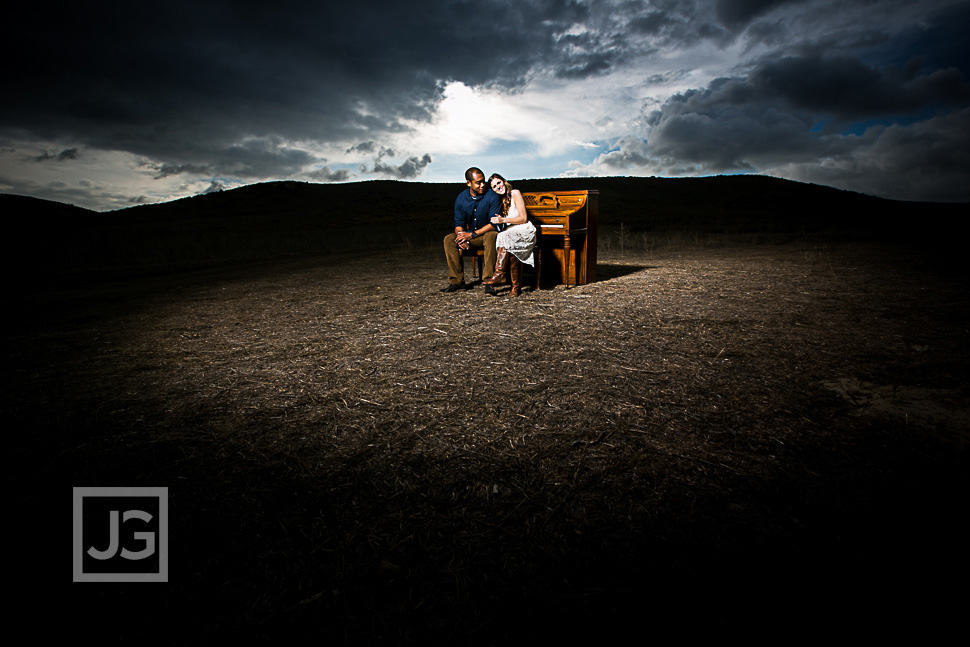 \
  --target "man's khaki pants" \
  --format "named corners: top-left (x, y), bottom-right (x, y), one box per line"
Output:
top-left (443, 231), bottom-right (498, 284)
